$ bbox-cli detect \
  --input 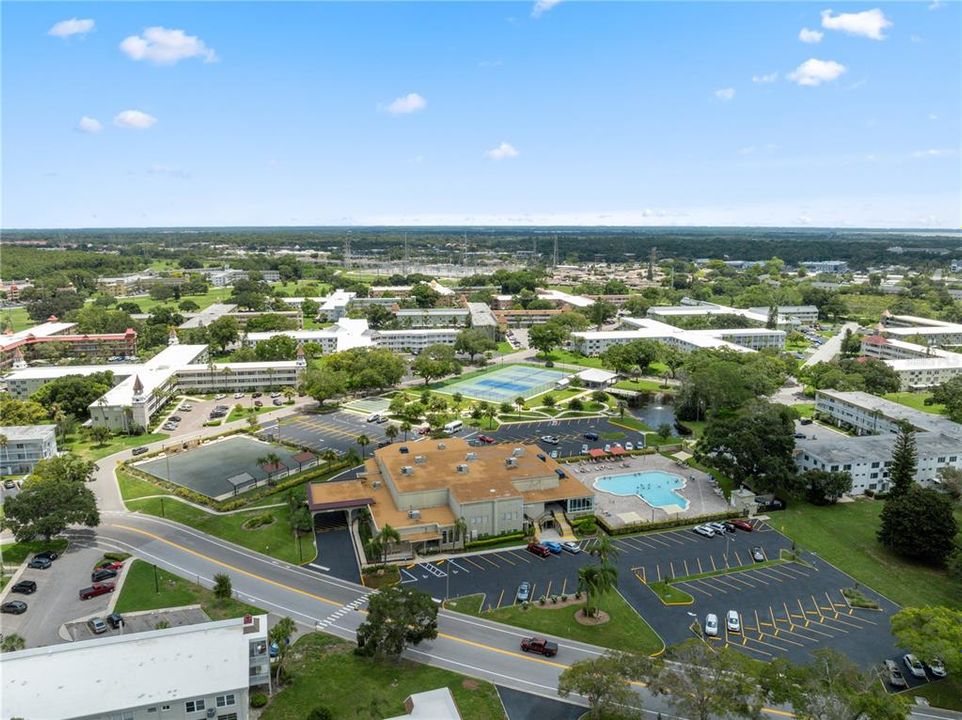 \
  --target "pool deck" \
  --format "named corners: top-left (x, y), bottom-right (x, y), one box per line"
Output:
top-left (568, 453), bottom-right (729, 529)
